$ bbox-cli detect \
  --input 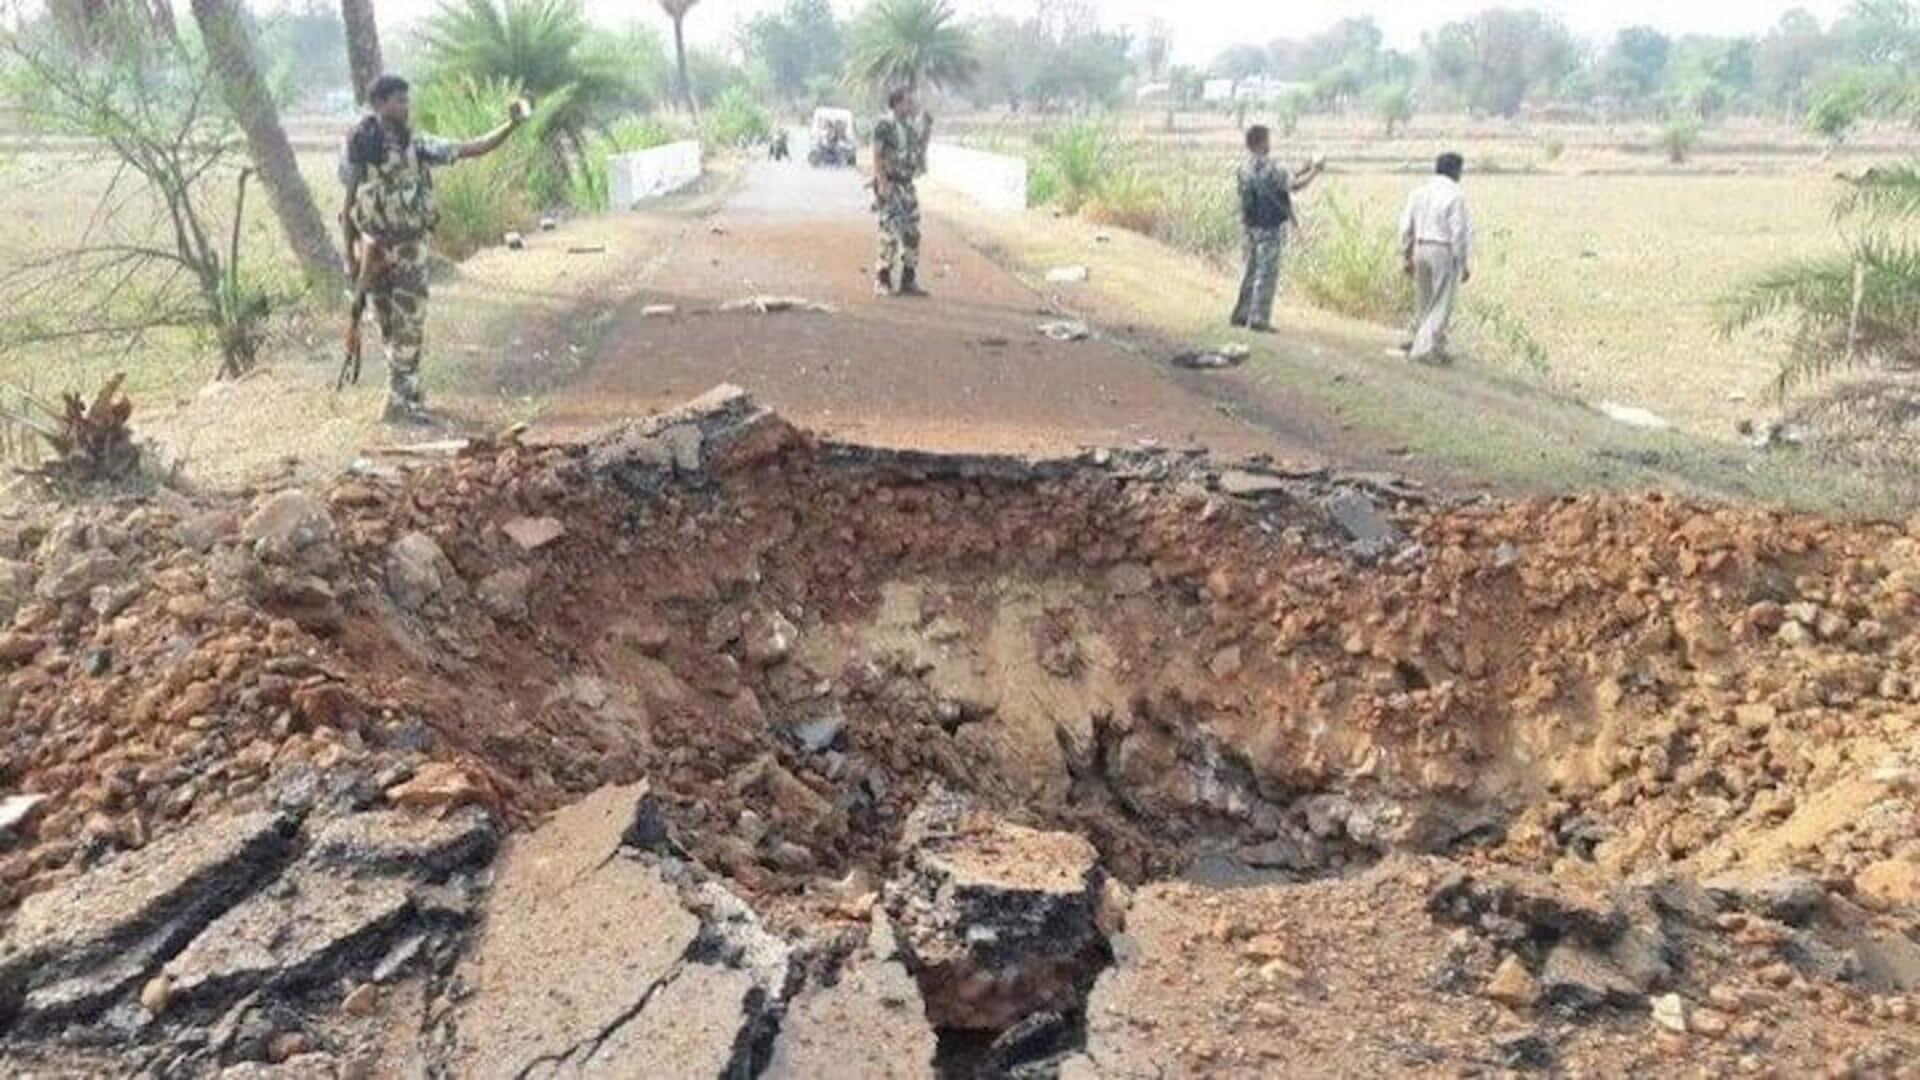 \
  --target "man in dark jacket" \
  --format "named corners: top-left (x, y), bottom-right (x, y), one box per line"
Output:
top-left (1231, 125), bottom-right (1324, 332)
